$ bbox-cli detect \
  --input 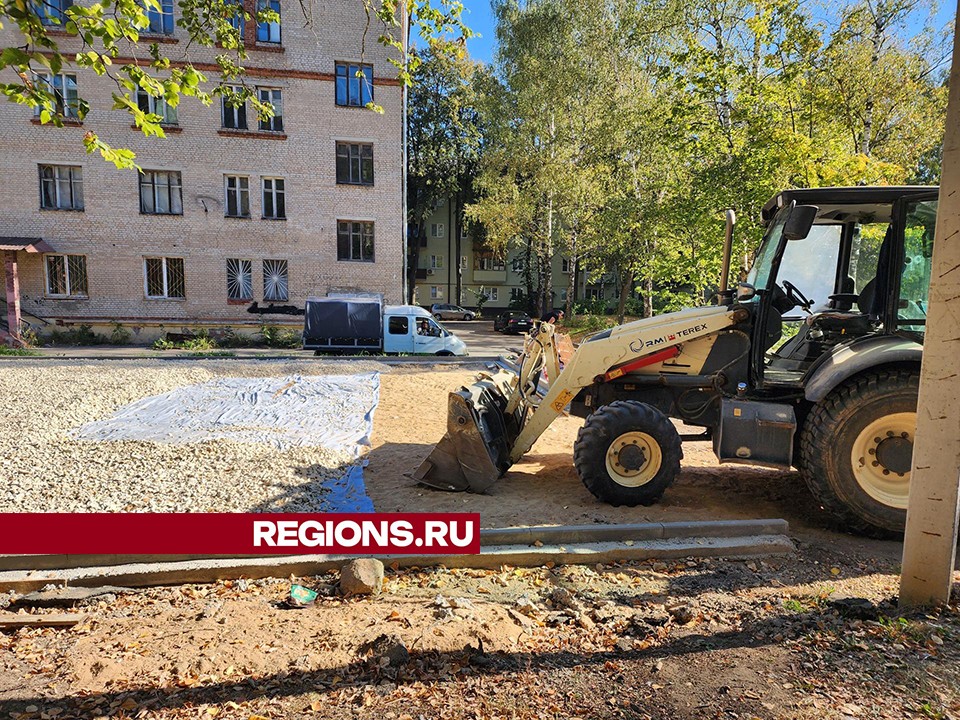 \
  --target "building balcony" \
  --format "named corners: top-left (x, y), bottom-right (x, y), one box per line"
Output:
top-left (473, 270), bottom-right (507, 284)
